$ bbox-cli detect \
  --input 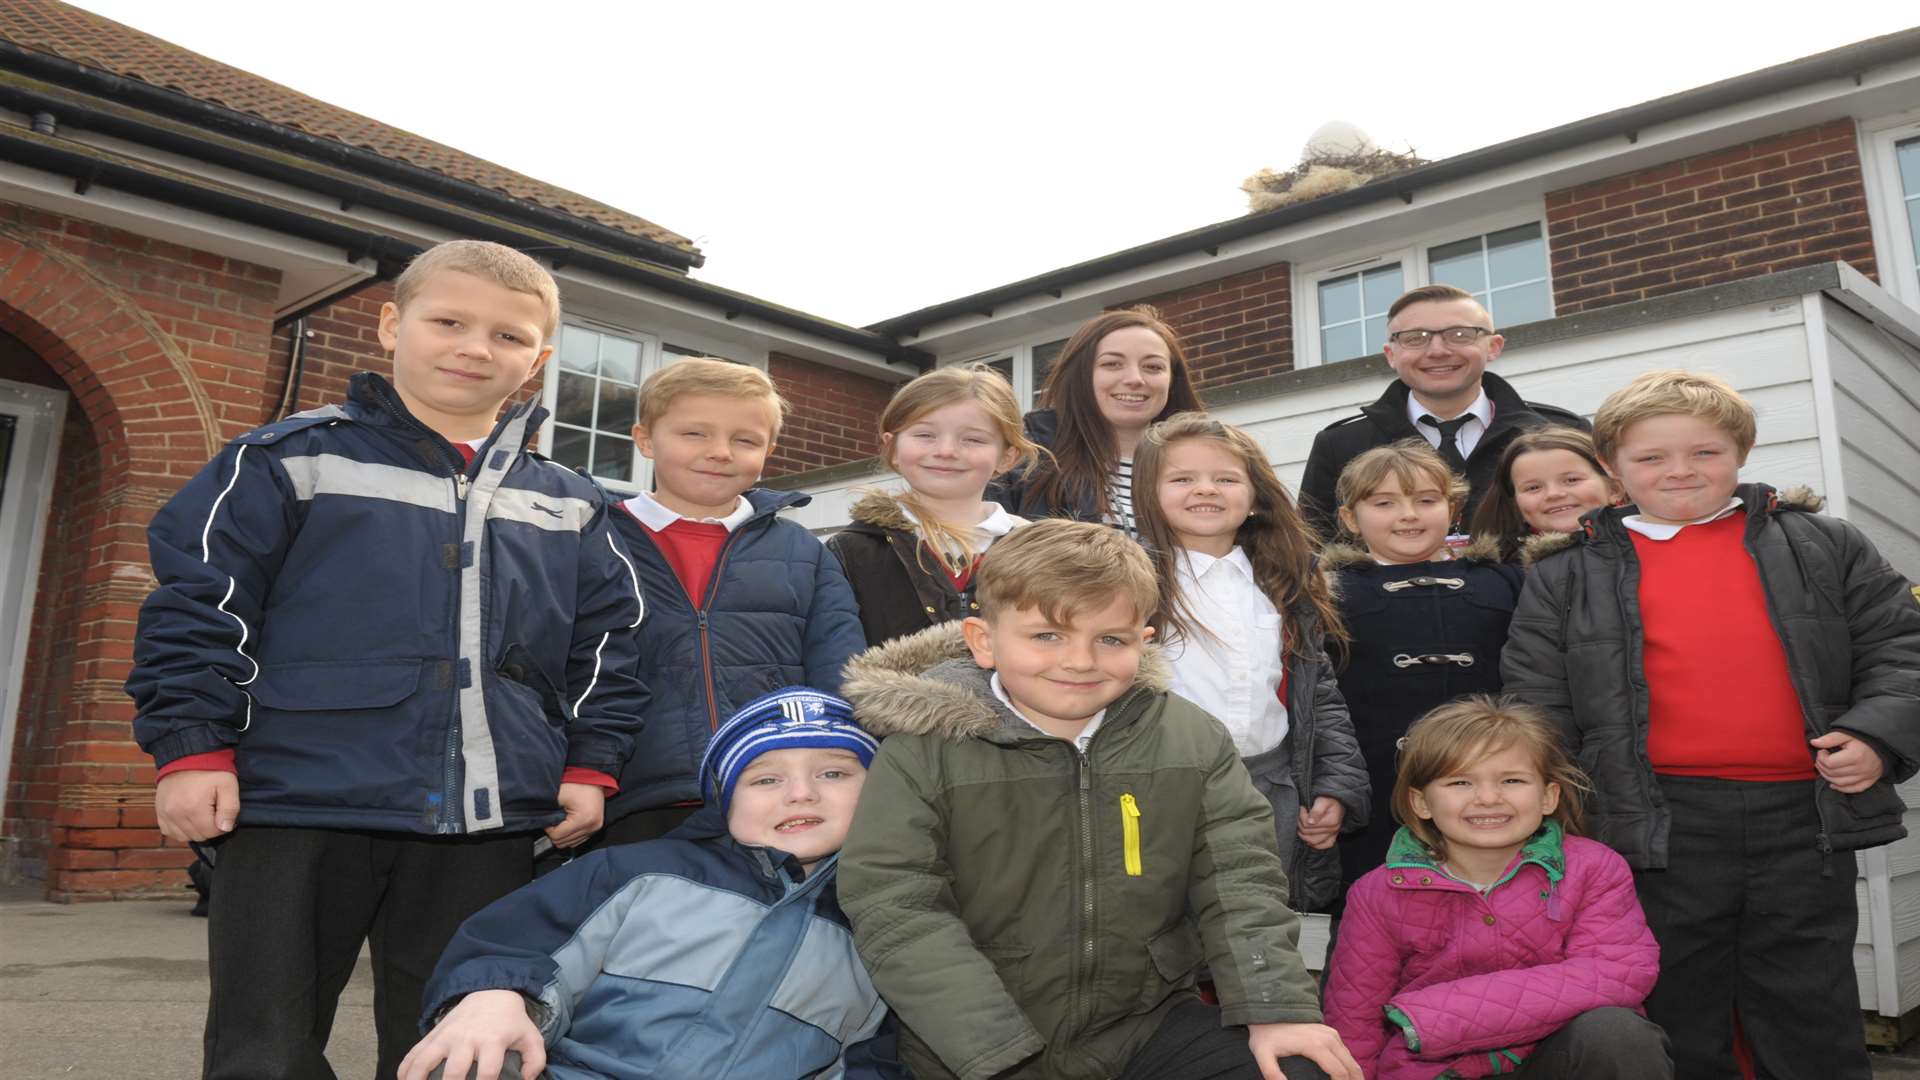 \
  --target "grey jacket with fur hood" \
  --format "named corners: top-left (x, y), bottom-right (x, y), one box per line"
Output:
top-left (836, 623), bottom-right (1321, 1080)
top-left (1503, 483), bottom-right (1920, 868)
